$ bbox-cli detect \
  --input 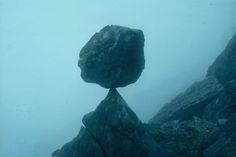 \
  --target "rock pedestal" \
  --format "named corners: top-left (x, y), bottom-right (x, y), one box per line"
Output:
top-left (52, 89), bottom-right (165, 157)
